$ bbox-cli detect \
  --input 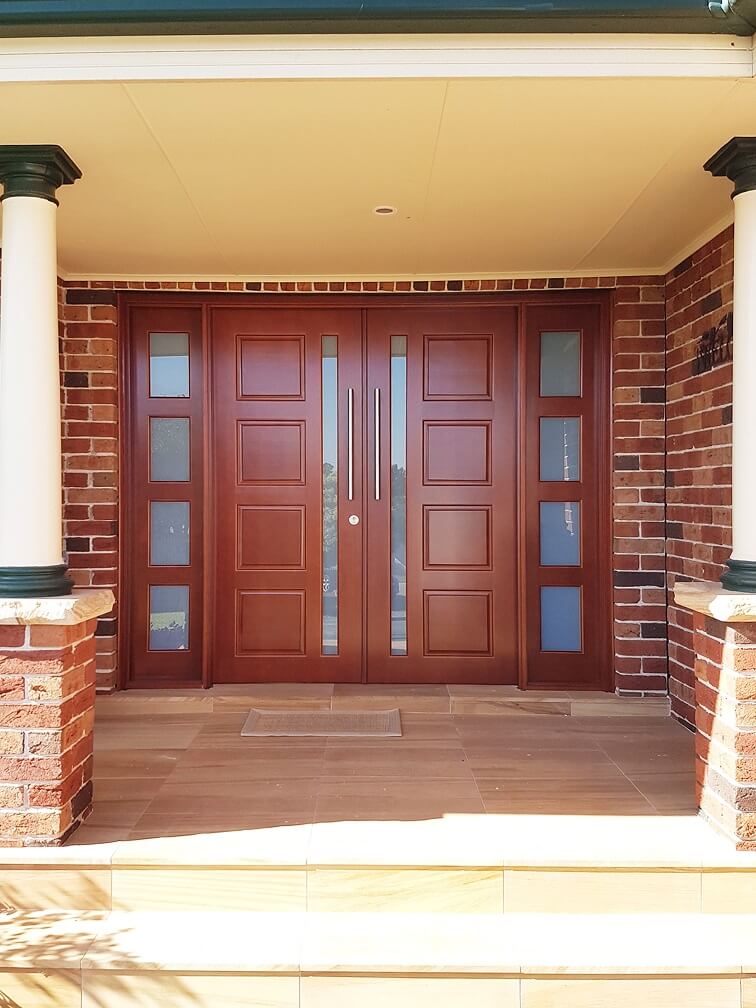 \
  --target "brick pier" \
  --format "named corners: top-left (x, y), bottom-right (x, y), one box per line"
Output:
top-left (0, 590), bottom-right (113, 846)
